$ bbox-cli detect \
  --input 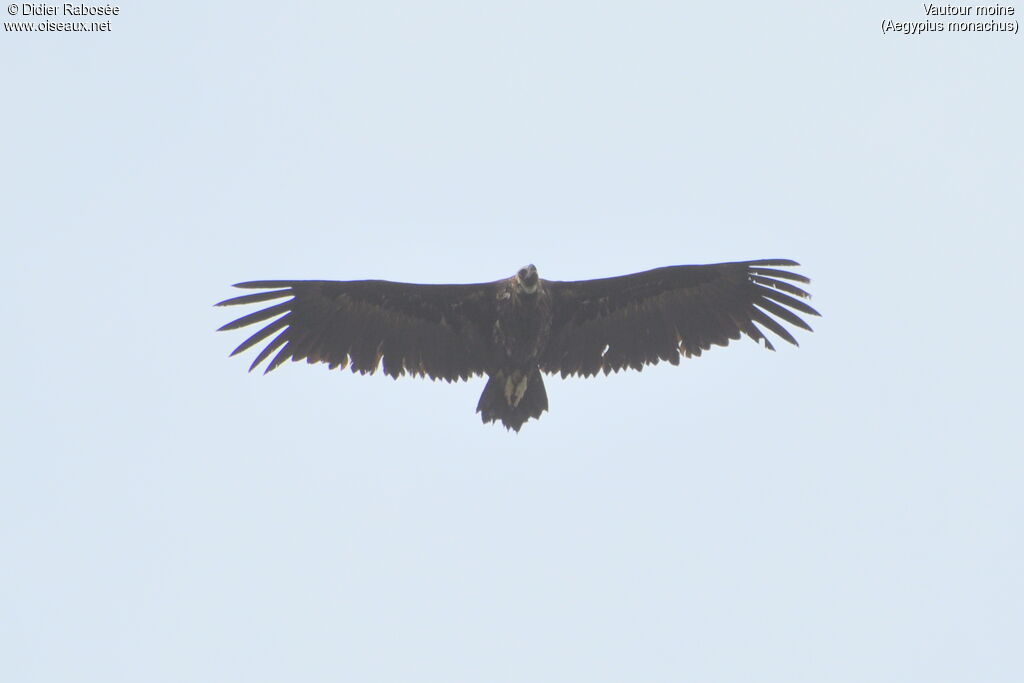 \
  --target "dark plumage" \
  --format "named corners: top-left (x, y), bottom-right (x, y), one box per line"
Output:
top-left (216, 259), bottom-right (820, 431)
